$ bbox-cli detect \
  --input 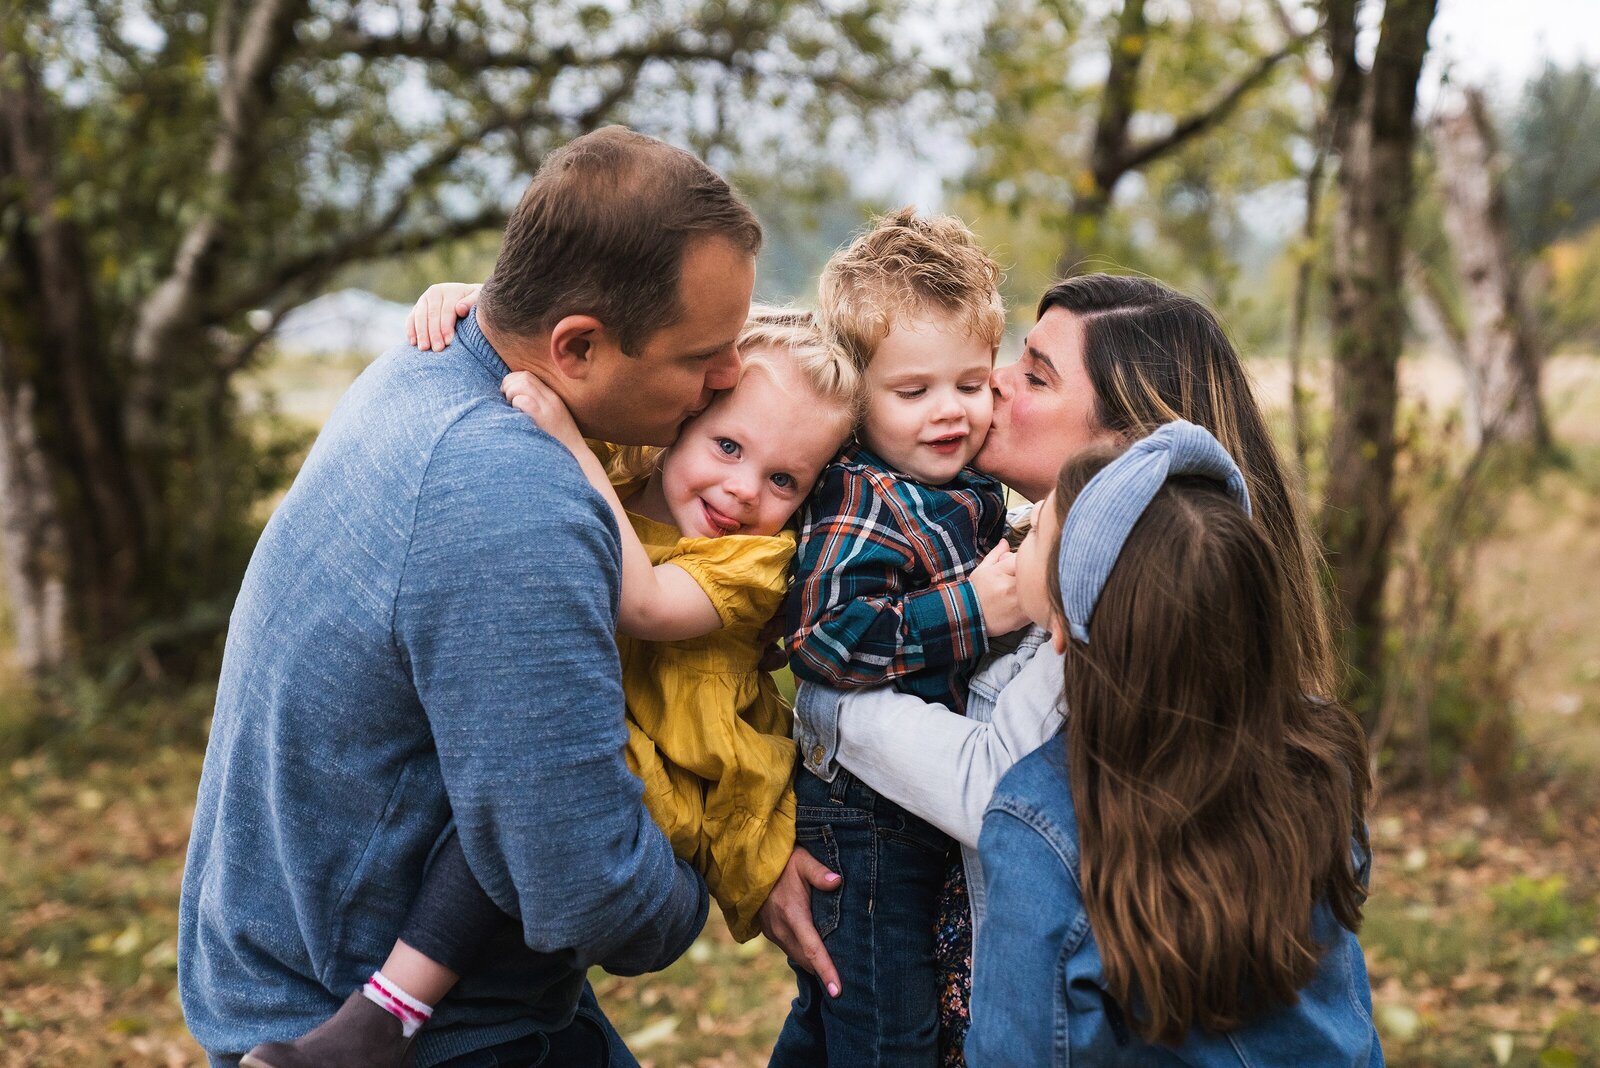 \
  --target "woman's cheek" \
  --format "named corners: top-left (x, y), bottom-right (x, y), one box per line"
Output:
top-left (1007, 385), bottom-right (1036, 428)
